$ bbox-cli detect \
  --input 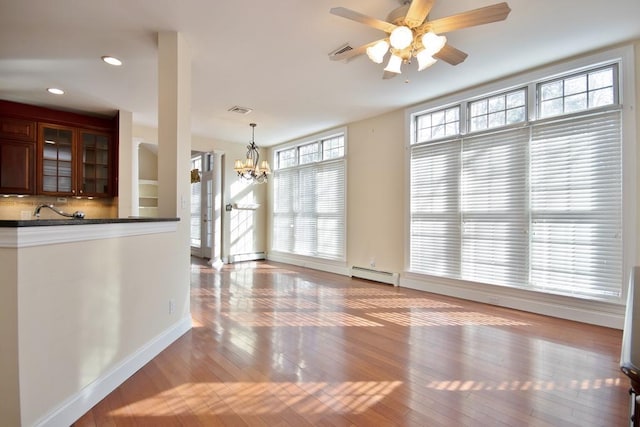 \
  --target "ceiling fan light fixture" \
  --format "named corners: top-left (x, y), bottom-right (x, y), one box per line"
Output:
top-left (416, 50), bottom-right (438, 71)
top-left (384, 54), bottom-right (403, 74)
top-left (421, 32), bottom-right (447, 56)
top-left (366, 40), bottom-right (389, 64)
top-left (389, 26), bottom-right (413, 49)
